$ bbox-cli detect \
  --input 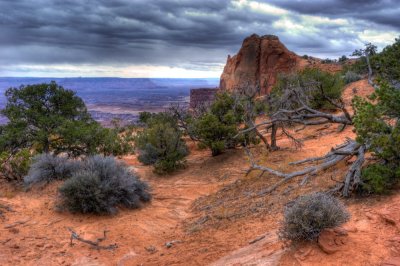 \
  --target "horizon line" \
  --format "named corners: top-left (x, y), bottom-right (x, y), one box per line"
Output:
top-left (0, 76), bottom-right (221, 79)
